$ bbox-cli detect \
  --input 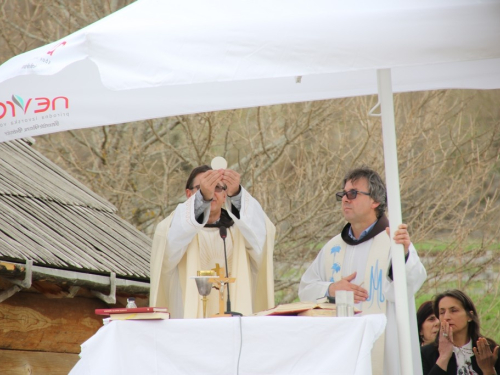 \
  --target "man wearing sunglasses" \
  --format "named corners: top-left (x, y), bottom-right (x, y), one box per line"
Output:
top-left (298, 167), bottom-right (426, 375)
top-left (150, 165), bottom-right (275, 319)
